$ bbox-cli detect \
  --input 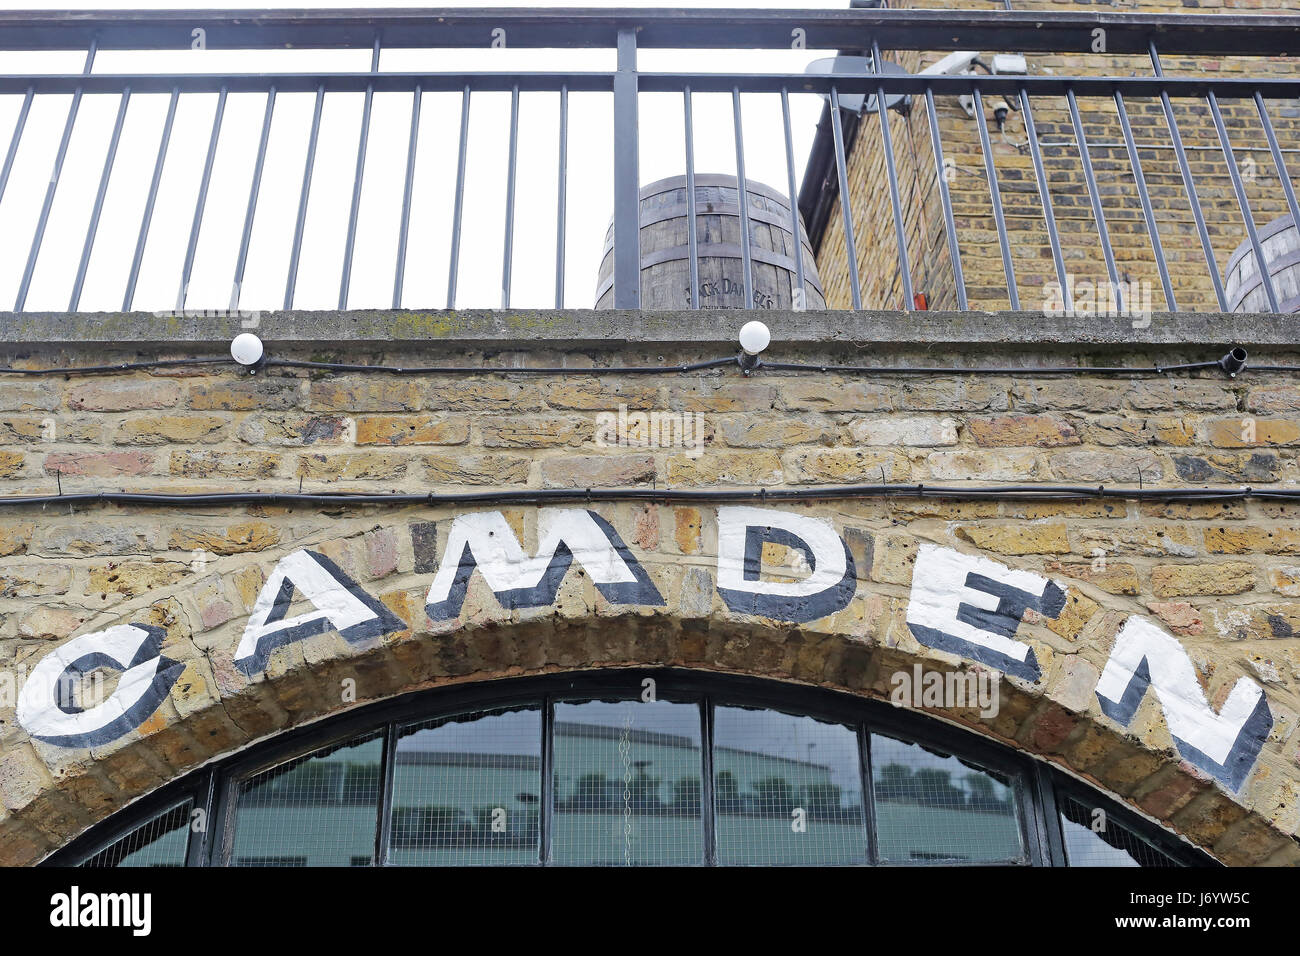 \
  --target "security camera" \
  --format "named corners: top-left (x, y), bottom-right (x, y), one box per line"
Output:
top-left (919, 52), bottom-right (981, 117)
top-left (921, 50), bottom-right (1028, 118)
top-left (919, 51), bottom-right (981, 77)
